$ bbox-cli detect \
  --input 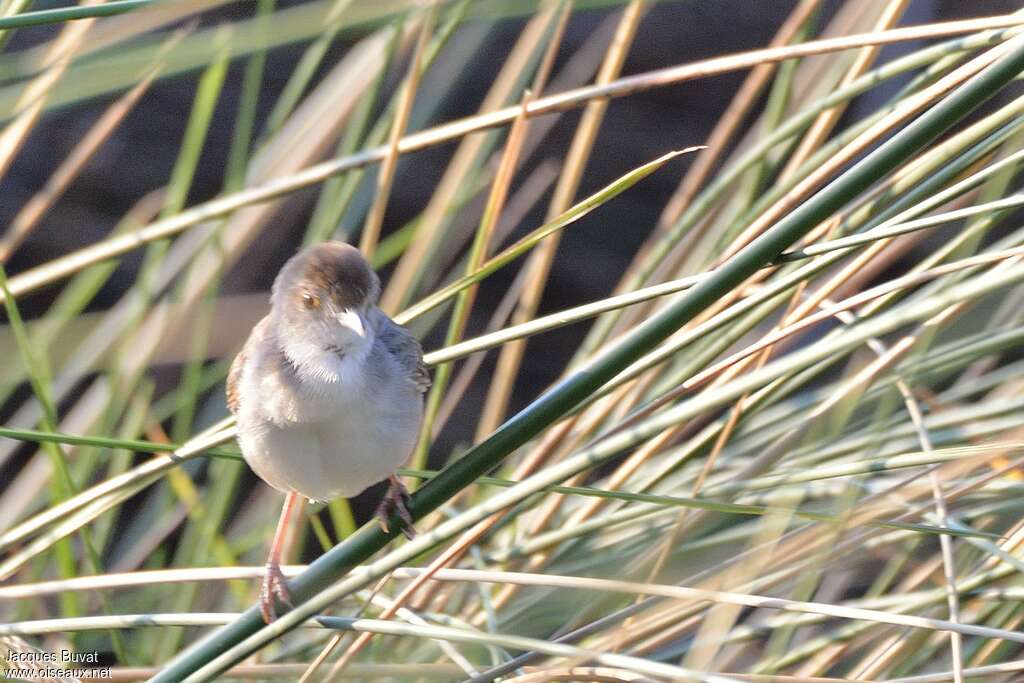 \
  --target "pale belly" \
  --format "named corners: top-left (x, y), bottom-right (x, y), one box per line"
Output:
top-left (238, 395), bottom-right (422, 502)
